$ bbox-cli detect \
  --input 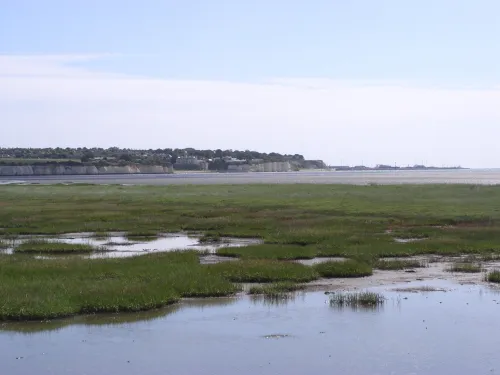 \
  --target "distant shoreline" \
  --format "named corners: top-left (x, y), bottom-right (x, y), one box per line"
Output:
top-left (1, 168), bottom-right (499, 186)
top-left (329, 167), bottom-right (466, 172)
